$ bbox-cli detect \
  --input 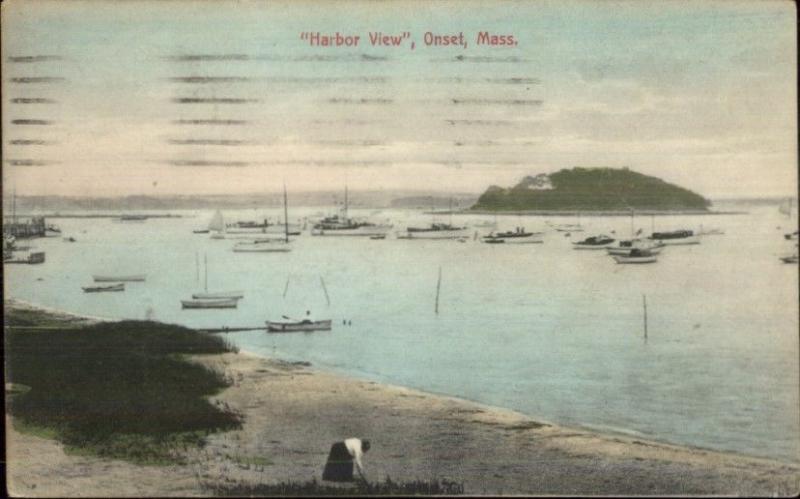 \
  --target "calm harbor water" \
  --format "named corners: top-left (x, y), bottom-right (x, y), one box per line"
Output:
top-left (5, 205), bottom-right (799, 462)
